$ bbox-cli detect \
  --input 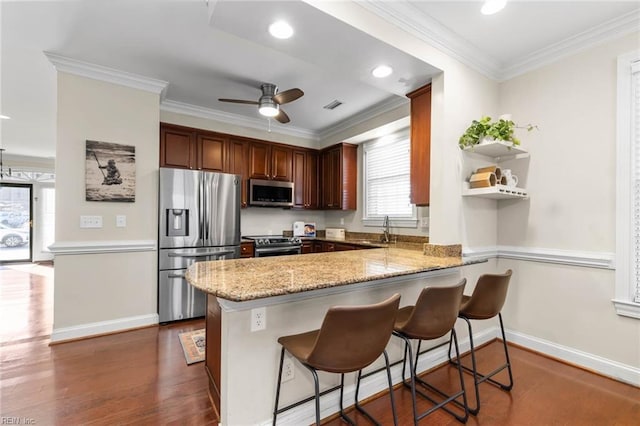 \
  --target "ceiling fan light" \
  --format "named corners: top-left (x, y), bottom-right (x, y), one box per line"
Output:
top-left (258, 97), bottom-right (279, 117)
top-left (269, 20), bottom-right (294, 39)
top-left (372, 65), bottom-right (393, 78)
top-left (481, 0), bottom-right (507, 15)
